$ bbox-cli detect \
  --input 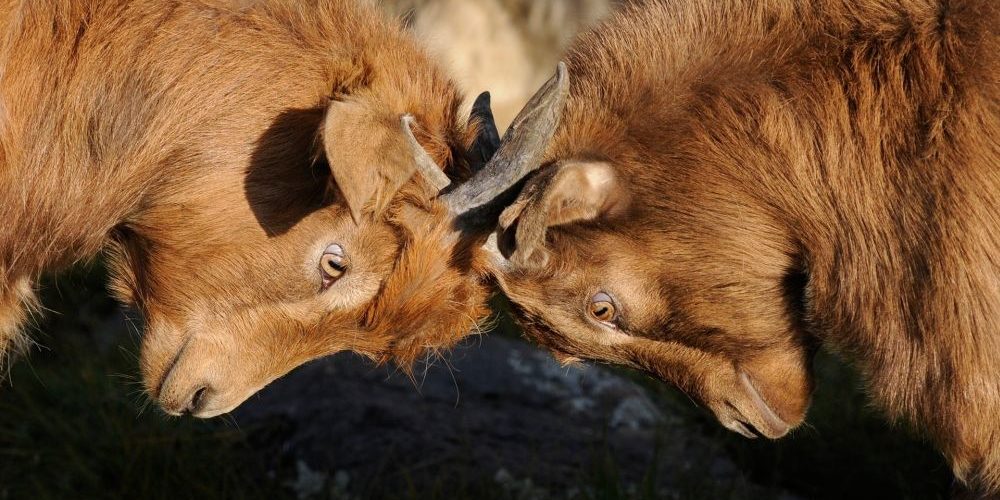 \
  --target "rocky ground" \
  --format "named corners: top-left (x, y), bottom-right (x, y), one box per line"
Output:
top-left (234, 335), bottom-right (793, 499)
